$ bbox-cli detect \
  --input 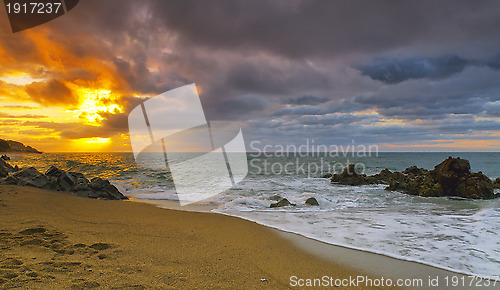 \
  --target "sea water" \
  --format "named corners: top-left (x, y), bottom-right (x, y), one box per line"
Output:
top-left (7, 152), bottom-right (500, 278)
